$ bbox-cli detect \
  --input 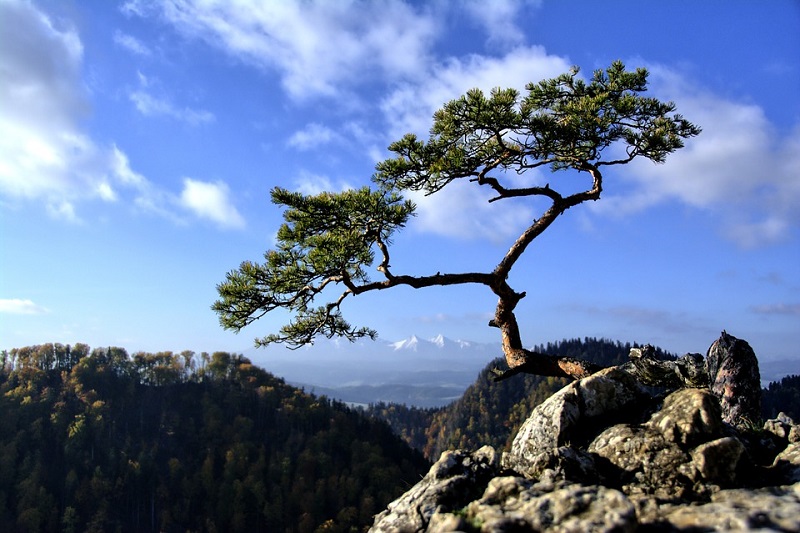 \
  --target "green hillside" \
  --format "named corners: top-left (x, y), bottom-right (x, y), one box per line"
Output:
top-left (0, 344), bottom-right (428, 533)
